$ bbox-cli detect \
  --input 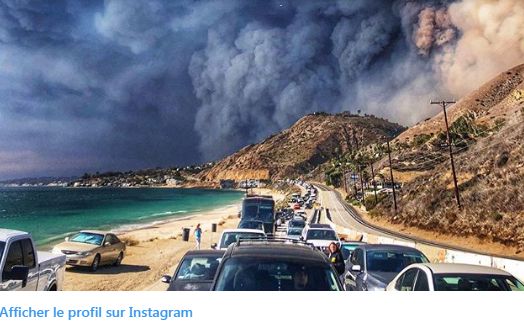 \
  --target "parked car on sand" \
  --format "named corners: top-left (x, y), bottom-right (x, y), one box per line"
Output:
top-left (52, 230), bottom-right (126, 271)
